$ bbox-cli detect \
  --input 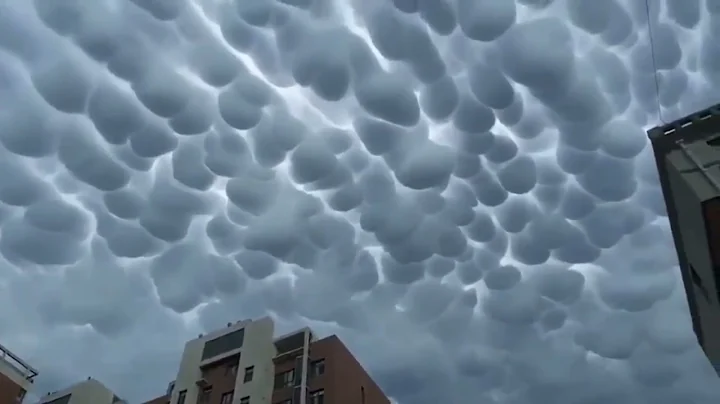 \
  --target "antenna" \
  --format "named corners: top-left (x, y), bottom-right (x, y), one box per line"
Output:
top-left (645, 0), bottom-right (667, 124)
